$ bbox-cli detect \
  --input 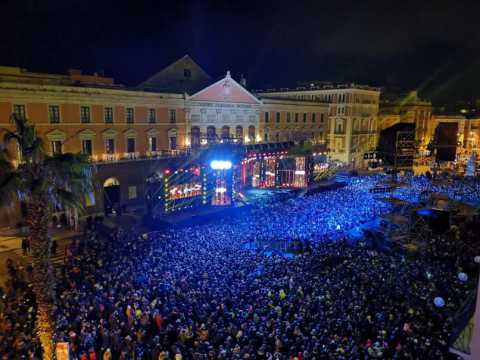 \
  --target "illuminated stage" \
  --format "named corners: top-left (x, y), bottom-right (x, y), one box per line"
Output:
top-left (145, 142), bottom-right (316, 223)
